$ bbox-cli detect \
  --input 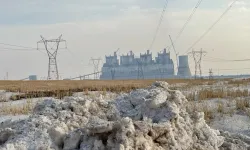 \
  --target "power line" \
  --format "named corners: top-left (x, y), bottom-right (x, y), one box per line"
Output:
top-left (0, 48), bottom-right (36, 51)
top-left (217, 68), bottom-right (250, 71)
top-left (0, 46), bottom-right (47, 55)
top-left (149, 0), bottom-right (169, 50)
top-left (66, 48), bottom-right (87, 65)
top-left (0, 42), bottom-right (36, 49)
top-left (174, 0), bottom-right (203, 42)
top-left (204, 56), bottom-right (250, 62)
top-left (0, 42), bottom-right (48, 55)
top-left (169, 35), bottom-right (179, 72)
top-left (184, 0), bottom-right (237, 54)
